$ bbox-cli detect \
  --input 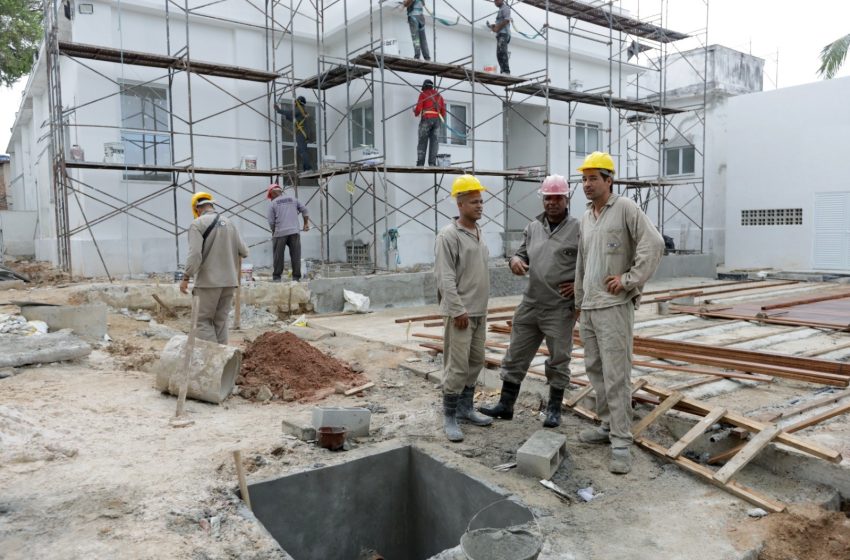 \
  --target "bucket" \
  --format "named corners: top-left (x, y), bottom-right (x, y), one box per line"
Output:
top-left (241, 155), bottom-right (258, 170)
top-left (382, 38), bottom-right (399, 56)
top-left (461, 528), bottom-right (542, 560)
top-left (104, 142), bottom-right (124, 163)
top-left (483, 65), bottom-right (497, 73)
top-left (436, 153), bottom-right (451, 167)
top-left (155, 335), bottom-right (242, 404)
top-left (317, 426), bottom-right (347, 451)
